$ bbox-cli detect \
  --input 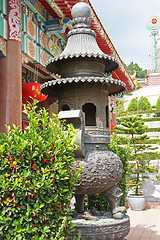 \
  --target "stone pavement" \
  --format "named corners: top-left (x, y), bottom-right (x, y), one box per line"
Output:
top-left (125, 208), bottom-right (160, 240)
